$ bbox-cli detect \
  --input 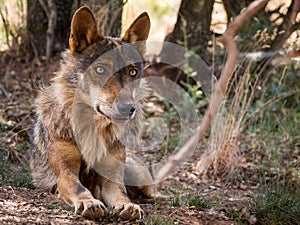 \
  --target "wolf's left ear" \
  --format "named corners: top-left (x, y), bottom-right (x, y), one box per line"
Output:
top-left (69, 6), bottom-right (102, 52)
top-left (122, 12), bottom-right (150, 54)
